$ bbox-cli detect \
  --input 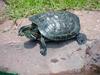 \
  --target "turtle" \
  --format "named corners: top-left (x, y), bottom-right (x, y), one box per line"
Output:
top-left (18, 11), bottom-right (87, 56)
